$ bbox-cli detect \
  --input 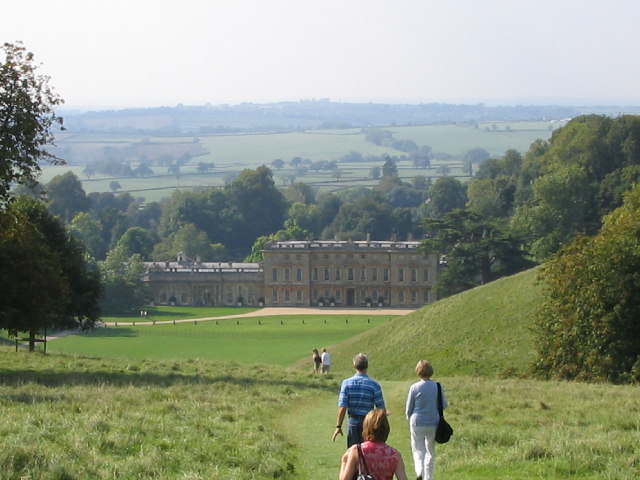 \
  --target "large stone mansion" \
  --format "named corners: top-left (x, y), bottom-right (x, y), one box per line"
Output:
top-left (144, 239), bottom-right (438, 309)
